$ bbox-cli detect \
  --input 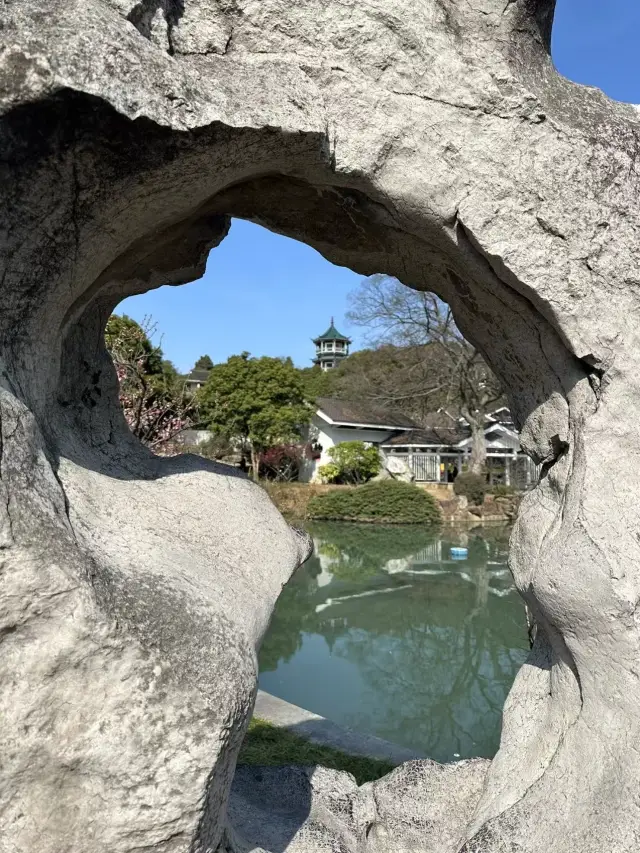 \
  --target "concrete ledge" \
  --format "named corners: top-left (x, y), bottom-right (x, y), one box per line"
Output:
top-left (254, 690), bottom-right (423, 766)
